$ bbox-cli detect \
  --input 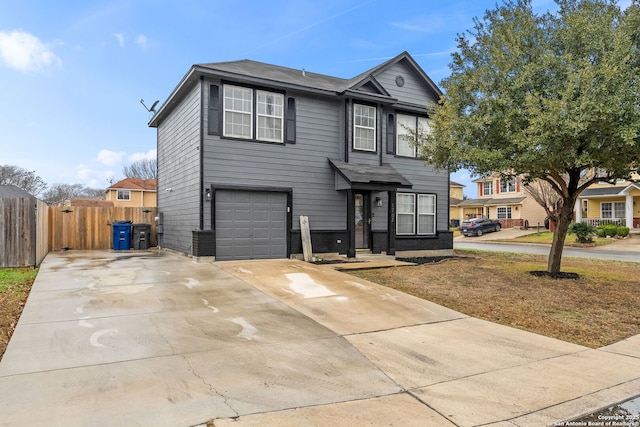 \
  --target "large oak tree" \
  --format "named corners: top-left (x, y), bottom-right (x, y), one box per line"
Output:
top-left (420, 0), bottom-right (640, 276)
